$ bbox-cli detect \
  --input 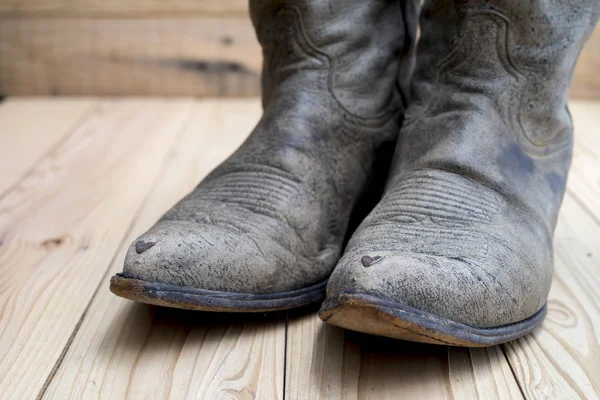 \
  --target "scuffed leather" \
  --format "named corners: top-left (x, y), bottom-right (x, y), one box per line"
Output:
top-left (327, 0), bottom-right (600, 328)
top-left (120, 0), bottom-right (417, 294)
